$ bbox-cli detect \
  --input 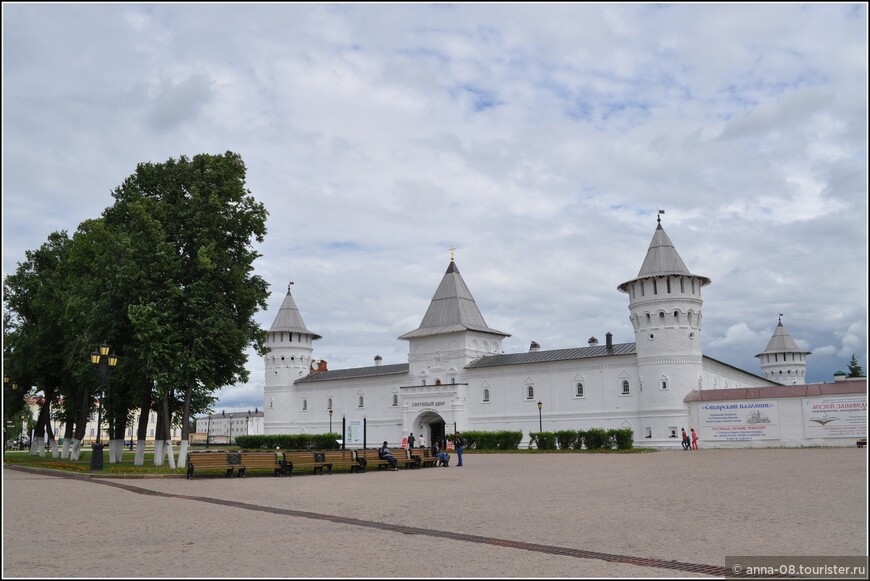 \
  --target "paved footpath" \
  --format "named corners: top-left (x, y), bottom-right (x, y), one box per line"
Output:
top-left (3, 448), bottom-right (867, 578)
